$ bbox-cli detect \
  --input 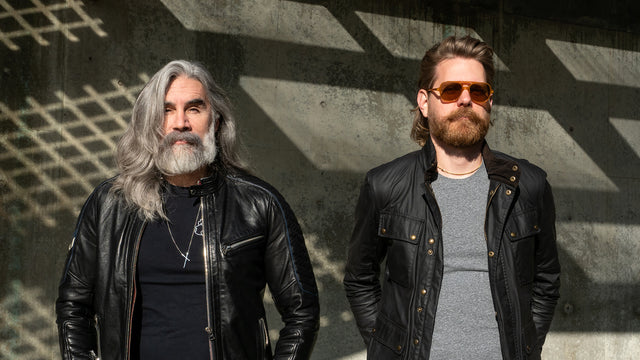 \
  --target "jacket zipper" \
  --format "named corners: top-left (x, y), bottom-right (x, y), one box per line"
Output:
top-left (93, 314), bottom-right (101, 359)
top-left (221, 235), bottom-right (264, 257)
top-left (258, 317), bottom-right (269, 358)
top-left (125, 222), bottom-right (145, 360)
top-left (201, 200), bottom-right (216, 360)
